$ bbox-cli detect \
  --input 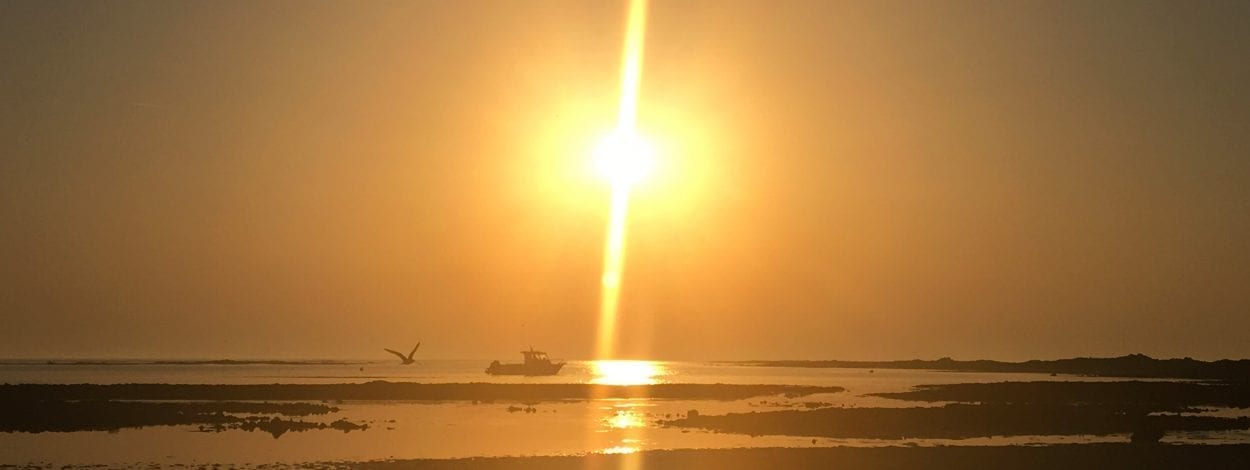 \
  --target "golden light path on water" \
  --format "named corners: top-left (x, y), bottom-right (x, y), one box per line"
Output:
top-left (595, 0), bottom-right (652, 361)
top-left (586, 359), bottom-right (664, 462)
top-left (588, 1), bottom-right (653, 465)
